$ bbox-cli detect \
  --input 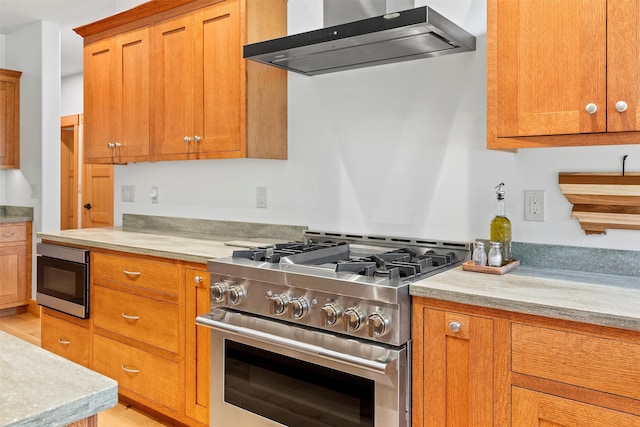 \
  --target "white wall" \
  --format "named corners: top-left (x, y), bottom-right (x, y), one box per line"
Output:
top-left (61, 73), bottom-right (82, 116)
top-left (58, 0), bottom-right (640, 251)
